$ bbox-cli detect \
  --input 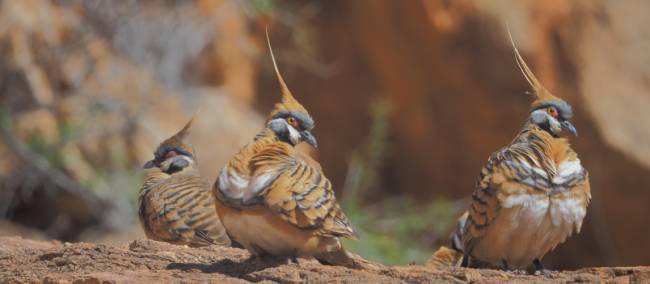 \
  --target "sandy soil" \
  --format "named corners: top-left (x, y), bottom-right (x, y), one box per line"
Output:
top-left (0, 236), bottom-right (647, 283)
